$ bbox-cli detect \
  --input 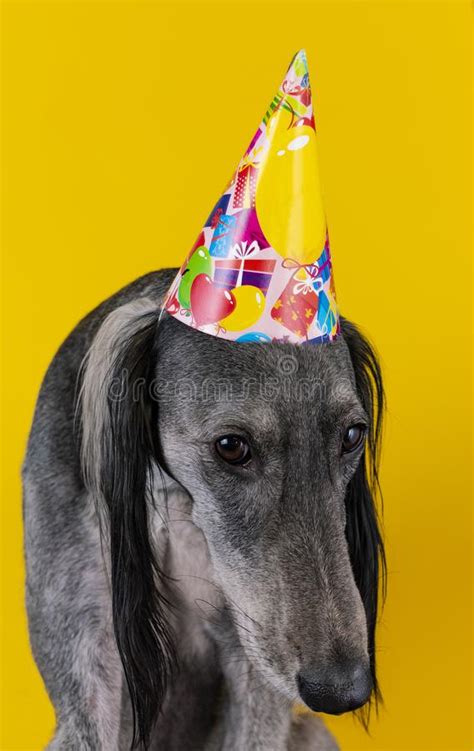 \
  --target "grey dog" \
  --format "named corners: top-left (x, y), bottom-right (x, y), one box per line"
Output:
top-left (23, 268), bottom-right (385, 750)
